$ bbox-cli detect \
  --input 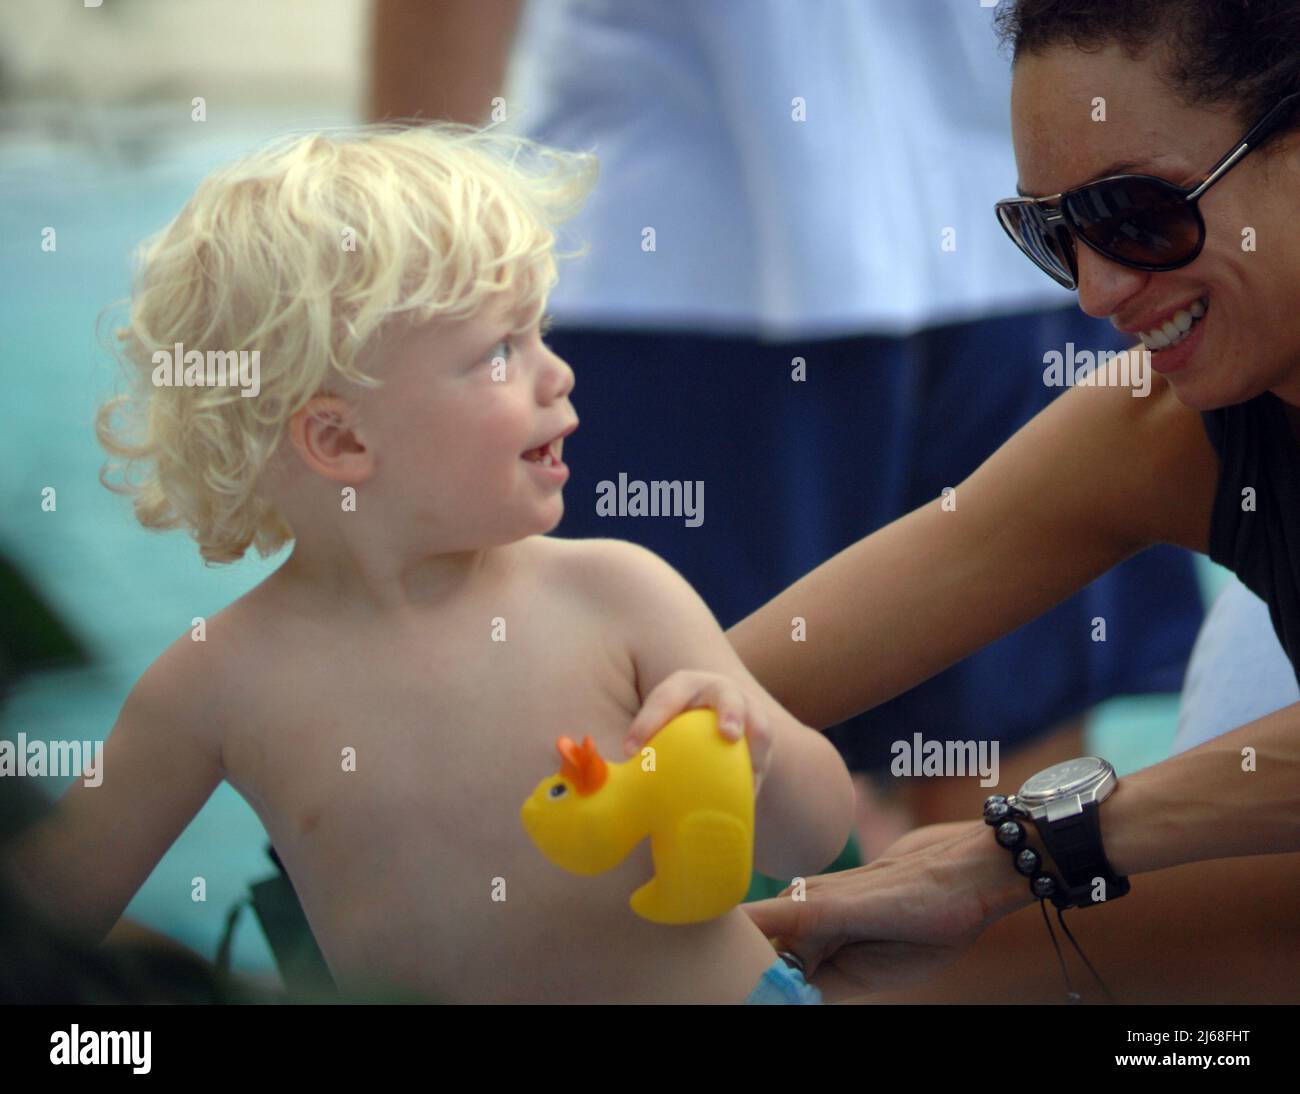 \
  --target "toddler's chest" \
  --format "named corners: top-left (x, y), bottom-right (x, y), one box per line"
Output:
top-left (219, 628), bottom-right (640, 837)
